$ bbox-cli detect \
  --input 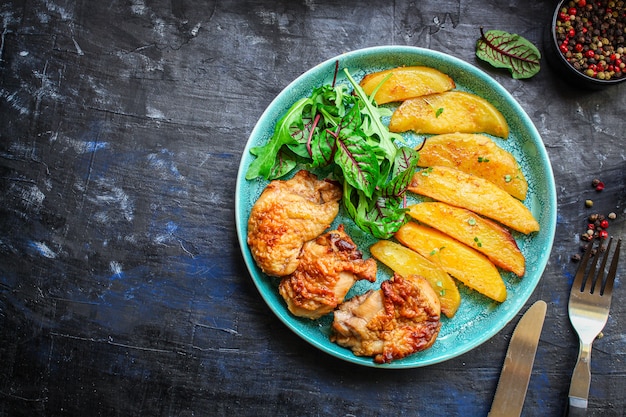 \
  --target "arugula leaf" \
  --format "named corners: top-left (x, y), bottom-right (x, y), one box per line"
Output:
top-left (343, 68), bottom-right (404, 160)
top-left (476, 27), bottom-right (541, 79)
top-left (246, 97), bottom-right (311, 180)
